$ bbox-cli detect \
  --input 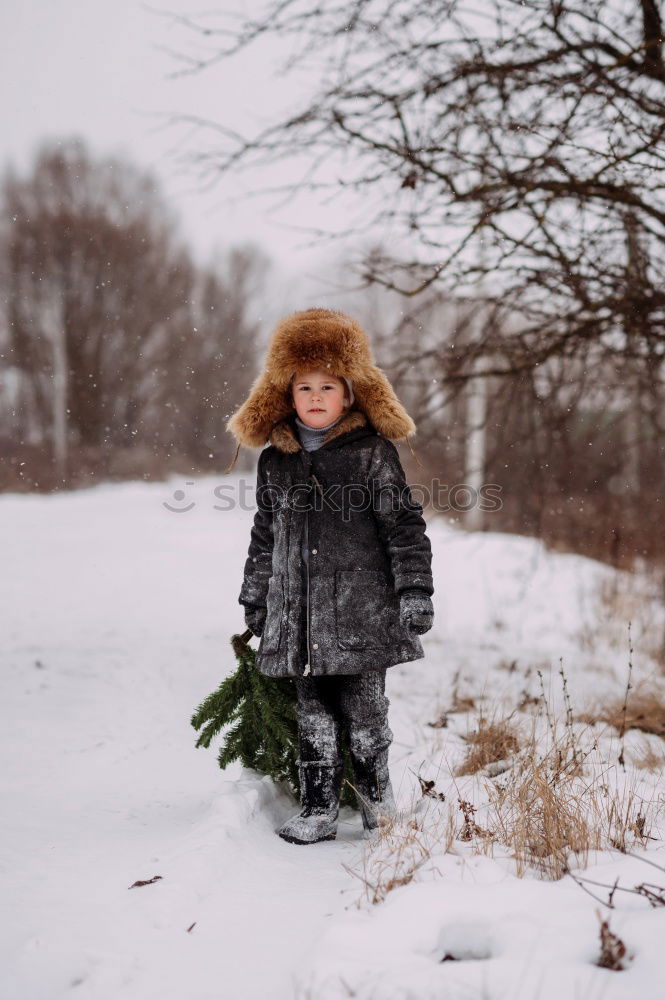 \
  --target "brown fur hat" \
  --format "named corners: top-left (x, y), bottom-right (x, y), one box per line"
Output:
top-left (226, 308), bottom-right (416, 454)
